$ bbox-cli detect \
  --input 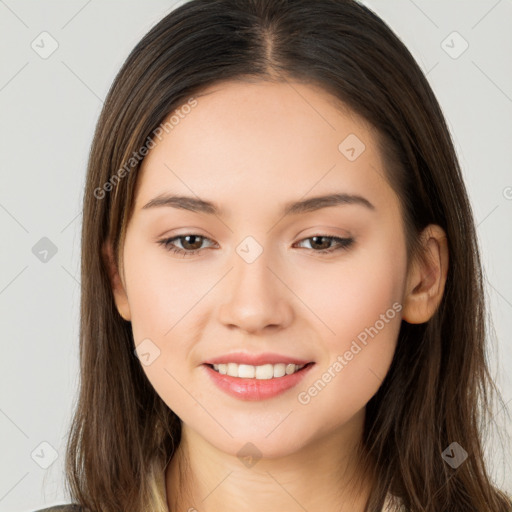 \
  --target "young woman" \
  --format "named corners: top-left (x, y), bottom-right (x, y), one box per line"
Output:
top-left (34, 0), bottom-right (511, 510)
